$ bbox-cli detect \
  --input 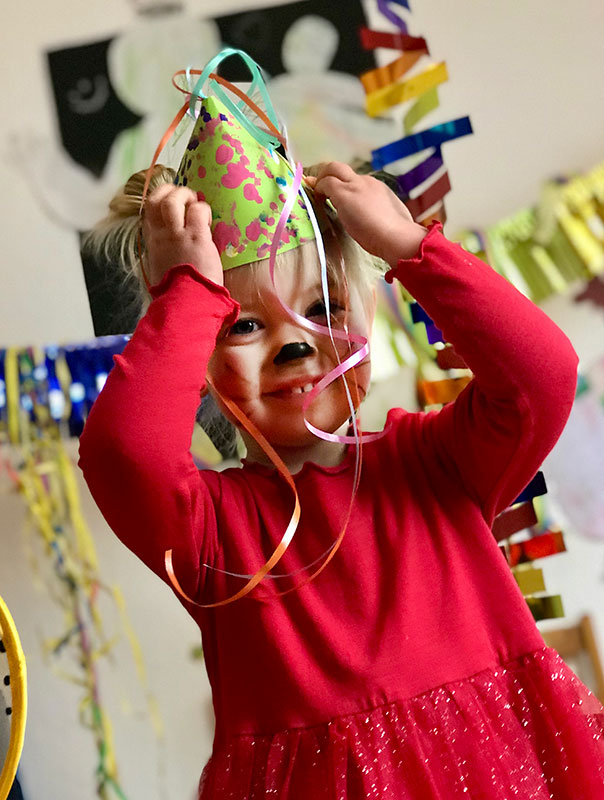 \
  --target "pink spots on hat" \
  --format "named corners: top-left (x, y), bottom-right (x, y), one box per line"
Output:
top-left (199, 116), bottom-right (221, 142)
top-left (213, 221), bottom-right (241, 254)
top-left (216, 144), bottom-right (234, 165)
top-left (257, 156), bottom-right (275, 179)
top-left (197, 166), bottom-right (206, 179)
top-left (280, 227), bottom-right (293, 244)
top-left (222, 156), bottom-right (255, 189)
top-left (222, 132), bottom-right (245, 155)
top-left (243, 183), bottom-right (263, 204)
top-left (265, 216), bottom-right (275, 227)
top-left (257, 243), bottom-right (271, 259)
top-left (270, 202), bottom-right (278, 211)
top-left (246, 219), bottom-right (267, 242)
top-left (196, 190), bottom-right (206, 202)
